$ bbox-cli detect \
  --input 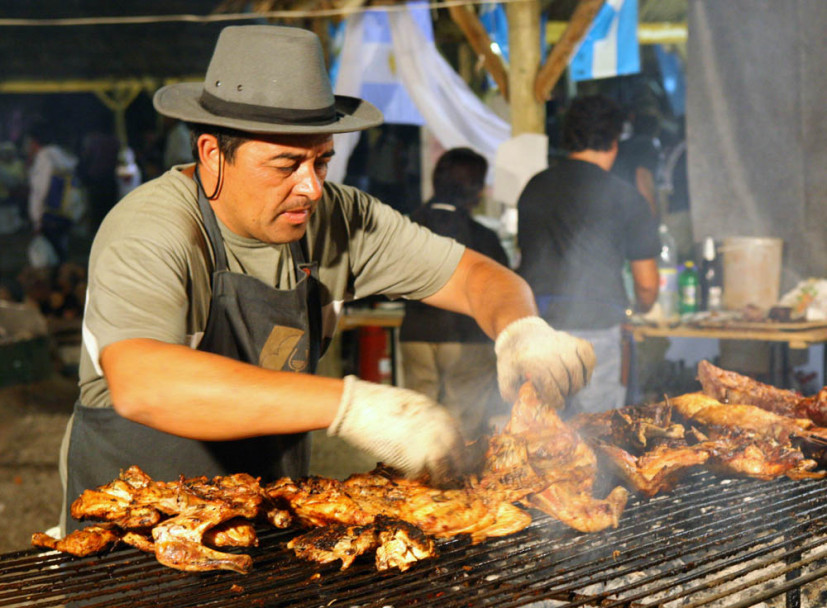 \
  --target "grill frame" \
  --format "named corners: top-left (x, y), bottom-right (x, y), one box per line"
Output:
top-left (2, 471), bottom-right (827, 608)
